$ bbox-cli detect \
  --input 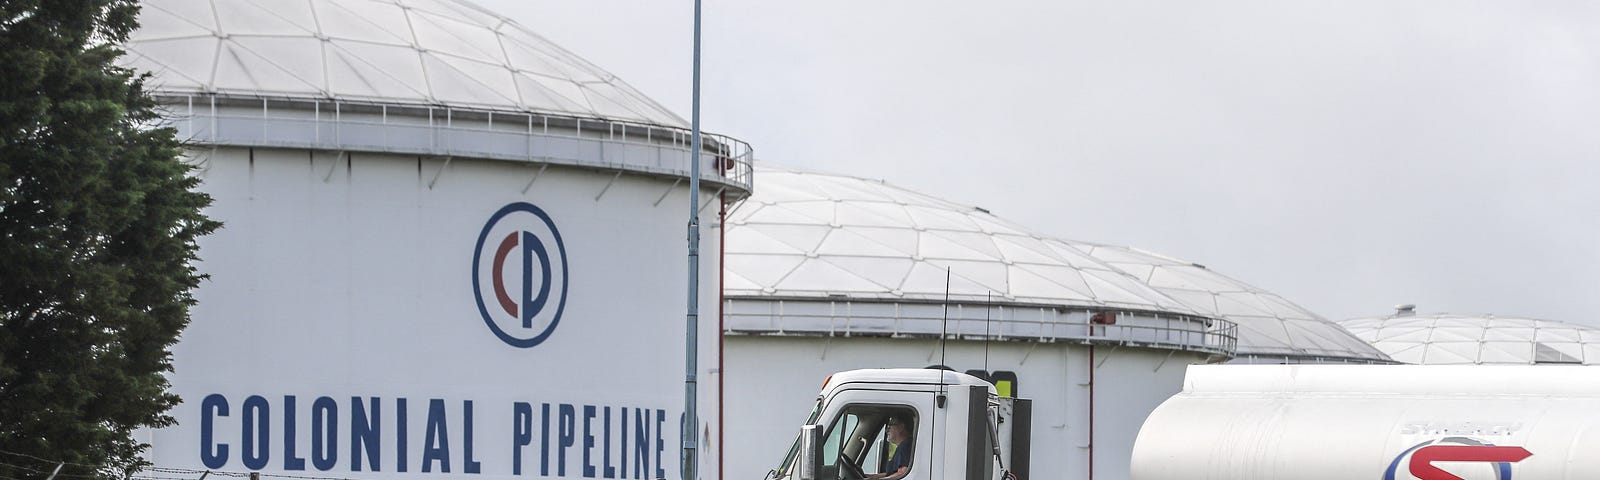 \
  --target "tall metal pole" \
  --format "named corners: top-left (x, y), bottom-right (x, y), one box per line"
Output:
top-left (683, 0), bottom-right (704, 480)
